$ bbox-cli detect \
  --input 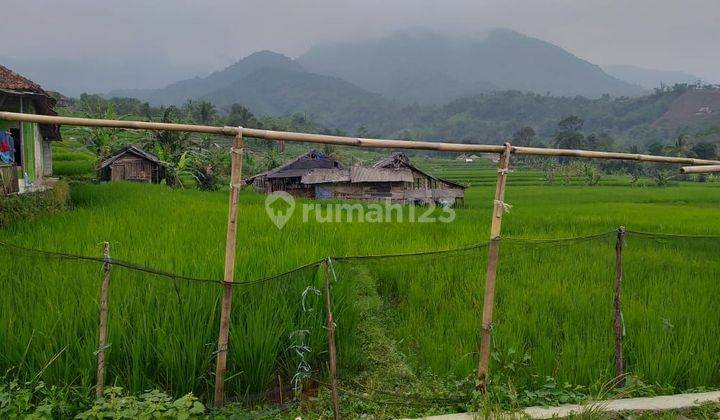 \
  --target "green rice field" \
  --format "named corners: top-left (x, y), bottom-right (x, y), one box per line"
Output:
top-left (2, 175), bottom-right (720, 412)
